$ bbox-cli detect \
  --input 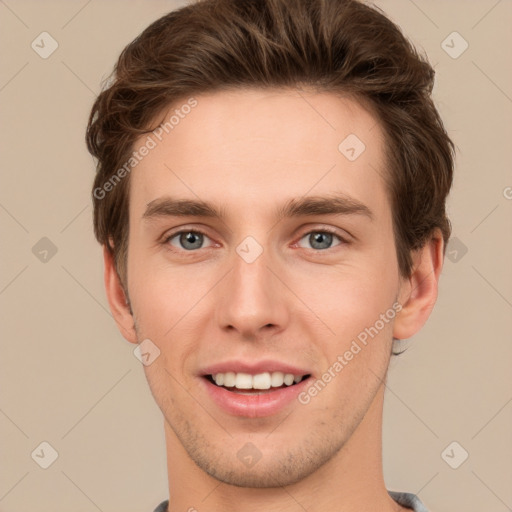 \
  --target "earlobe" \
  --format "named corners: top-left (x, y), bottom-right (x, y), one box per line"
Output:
top-left (393, 230), bottom-right (444, 340)
top-left (103, 245), bottom-right (138, 344)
